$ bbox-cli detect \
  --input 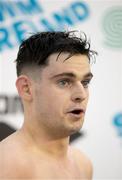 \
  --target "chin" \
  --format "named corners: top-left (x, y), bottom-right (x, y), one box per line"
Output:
top-left (68, 123), bottom-right (83, 135)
